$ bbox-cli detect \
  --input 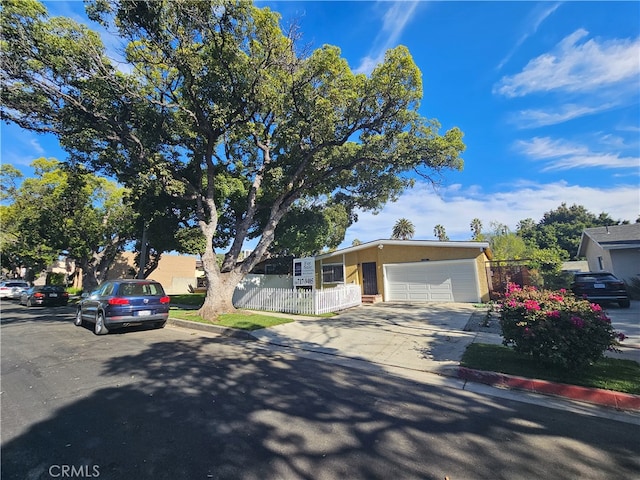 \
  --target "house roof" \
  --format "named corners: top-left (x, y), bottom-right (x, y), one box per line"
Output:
top-left (577, 223), bottom-right (640, 257)
top-left (315, 239), bottom-right (492, 260)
